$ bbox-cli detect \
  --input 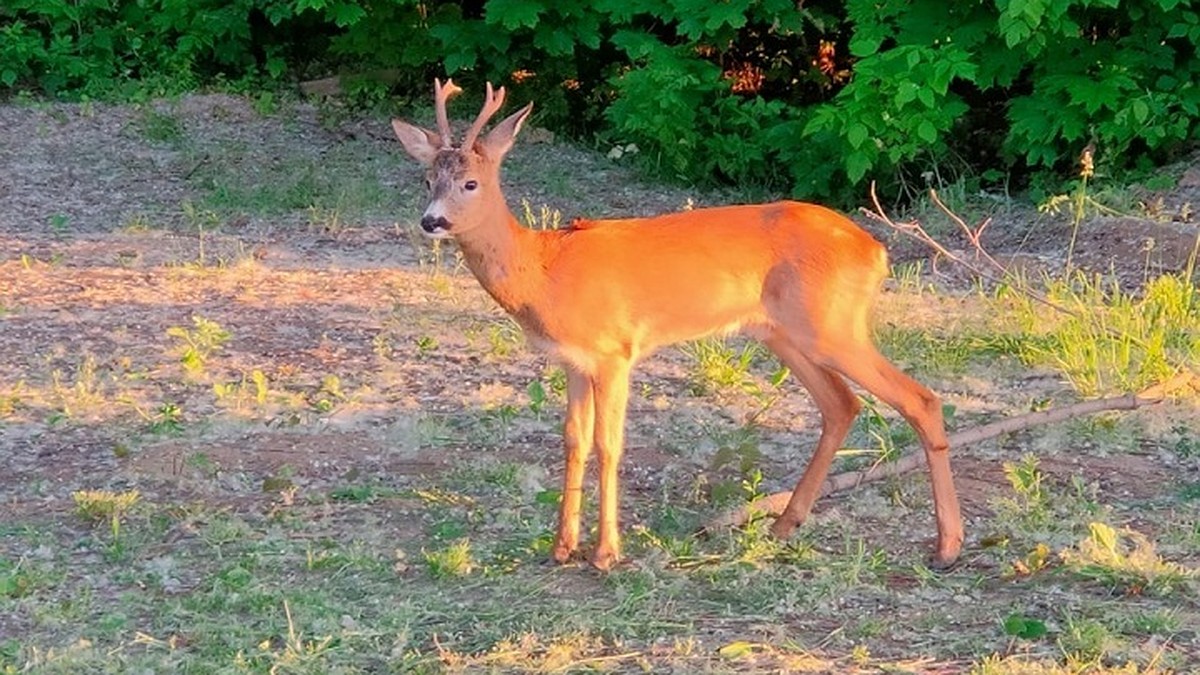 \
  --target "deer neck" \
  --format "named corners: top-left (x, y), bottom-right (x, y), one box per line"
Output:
top-left (456, 207), bottom-right (547, 319)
